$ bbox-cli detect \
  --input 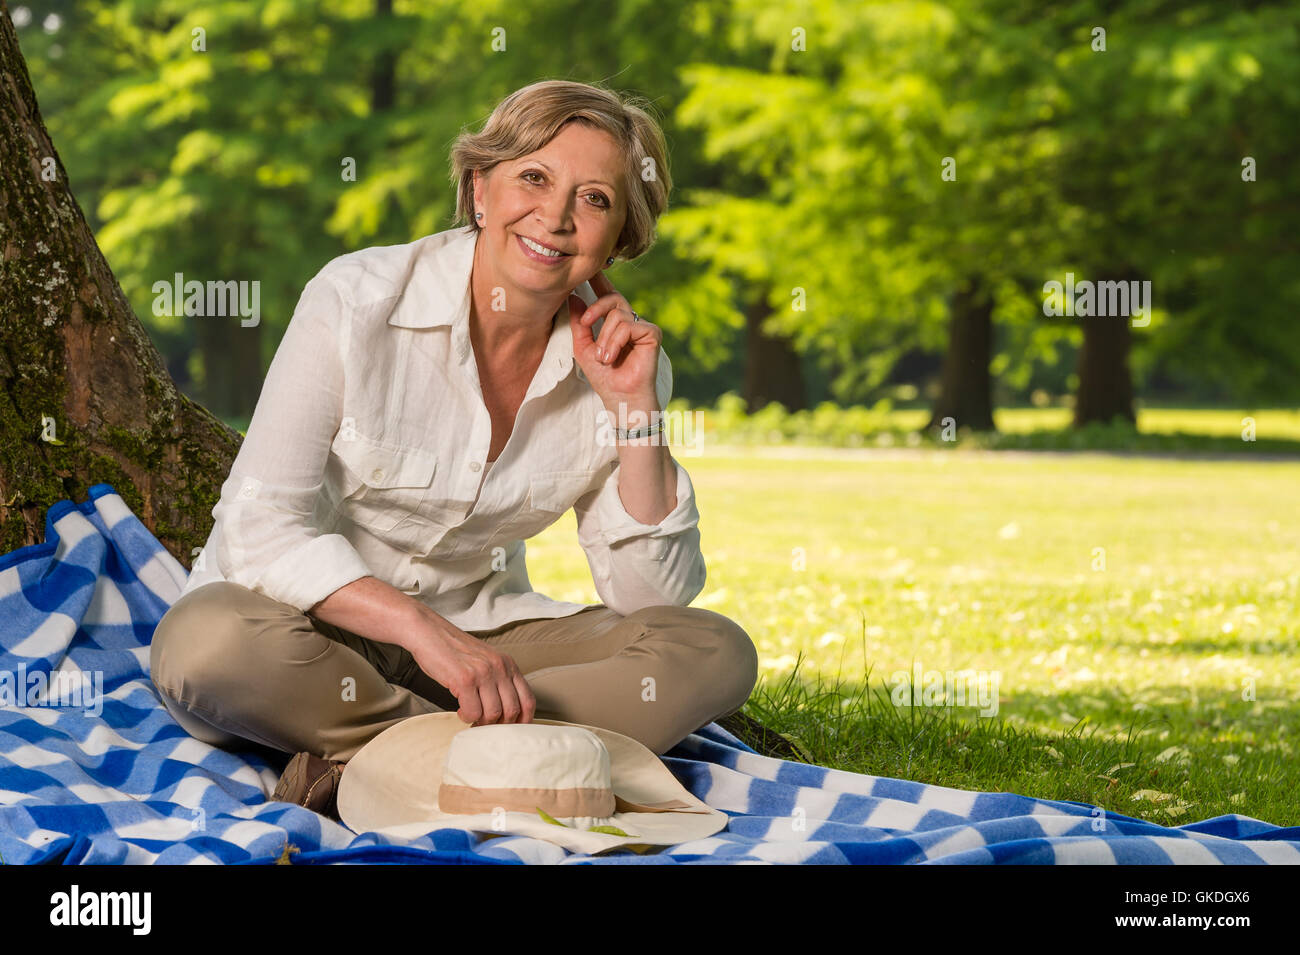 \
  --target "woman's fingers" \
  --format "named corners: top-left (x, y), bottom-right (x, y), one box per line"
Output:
top-left (595, 304), bottom-right (653, 364)
top-left (513, 670), bottom-right (536, 723)
top-left (598, 315), bottom-right (636, 364)
top-left (456, 684), bottom-right (483, 725)
top-left (471, 683), bottom-right (499, 727)
top-left (466, 648), bottom-right (533, 726)
top-left (594, 306), bottom-right (626, 362)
